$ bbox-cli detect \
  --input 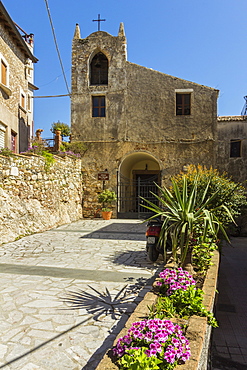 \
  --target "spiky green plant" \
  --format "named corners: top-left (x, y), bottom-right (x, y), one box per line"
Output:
top-left (141, 176), bottom-right (235, 266)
